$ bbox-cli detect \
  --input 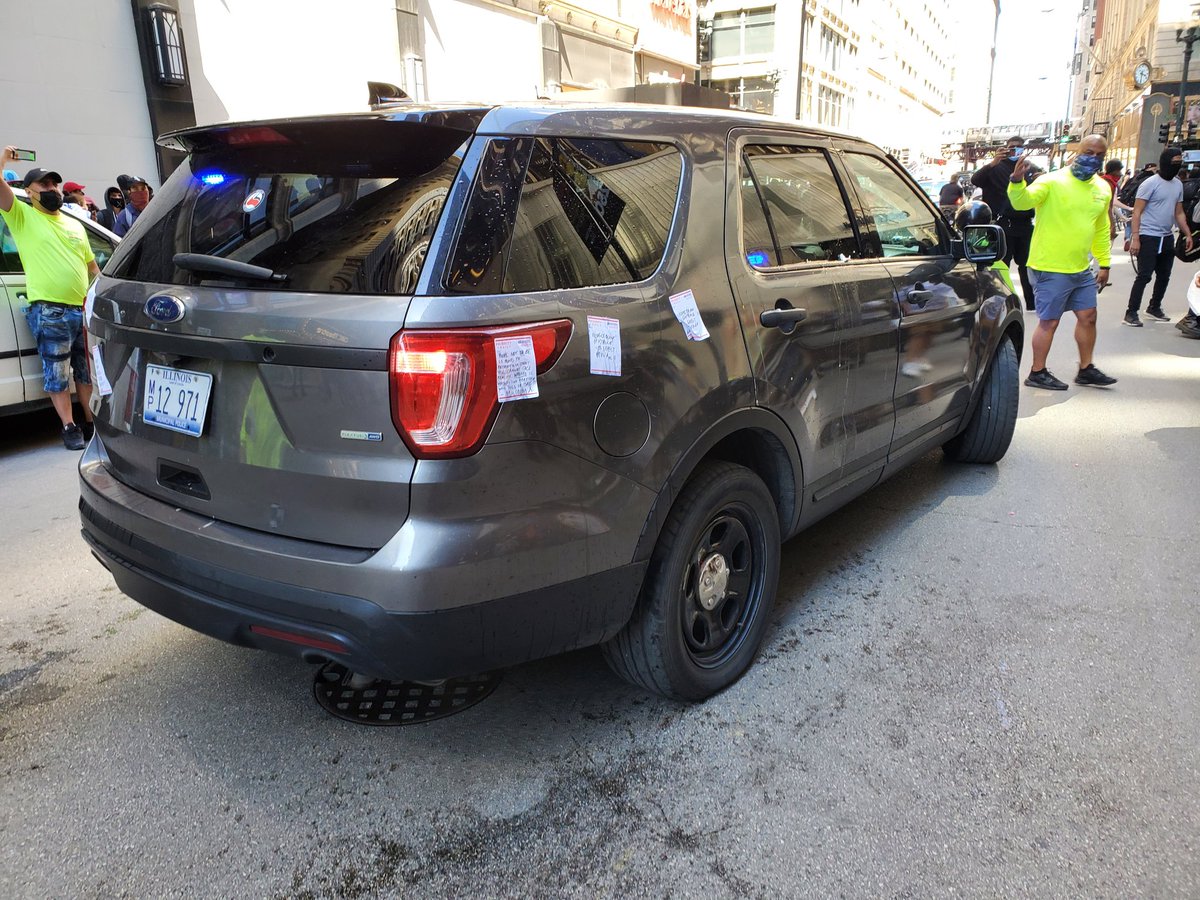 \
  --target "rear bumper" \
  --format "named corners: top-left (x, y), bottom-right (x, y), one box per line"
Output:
top-left (81, 496), bottom-right (645, 680)
top-left (78, 440), bottom-right (649, 681)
